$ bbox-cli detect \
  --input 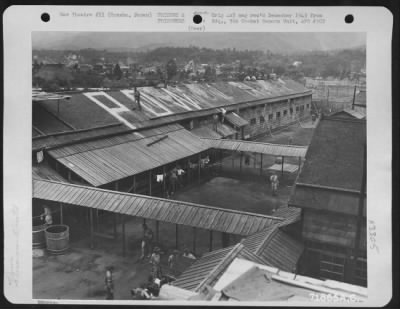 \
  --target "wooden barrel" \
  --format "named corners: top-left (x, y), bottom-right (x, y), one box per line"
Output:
top-left (32, 223), bottom-right (47, 249)
top-left (45, 225), bottom-right (69, 254)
